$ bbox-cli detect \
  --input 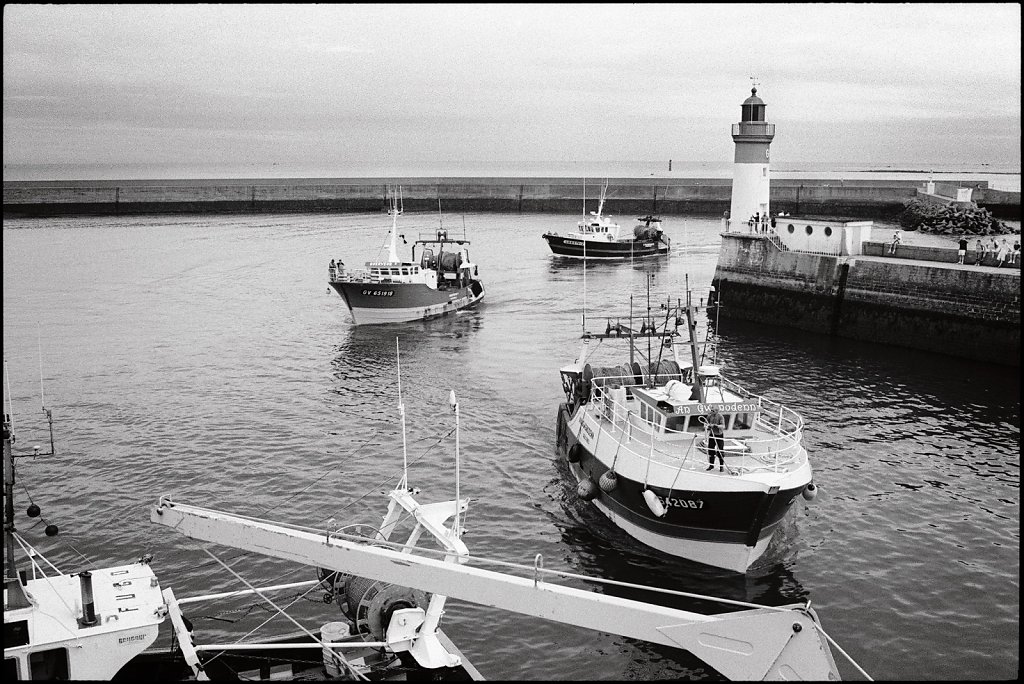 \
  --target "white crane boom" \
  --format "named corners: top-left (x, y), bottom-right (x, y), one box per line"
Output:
top-left (151, 497), bottom-right (840, 681)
